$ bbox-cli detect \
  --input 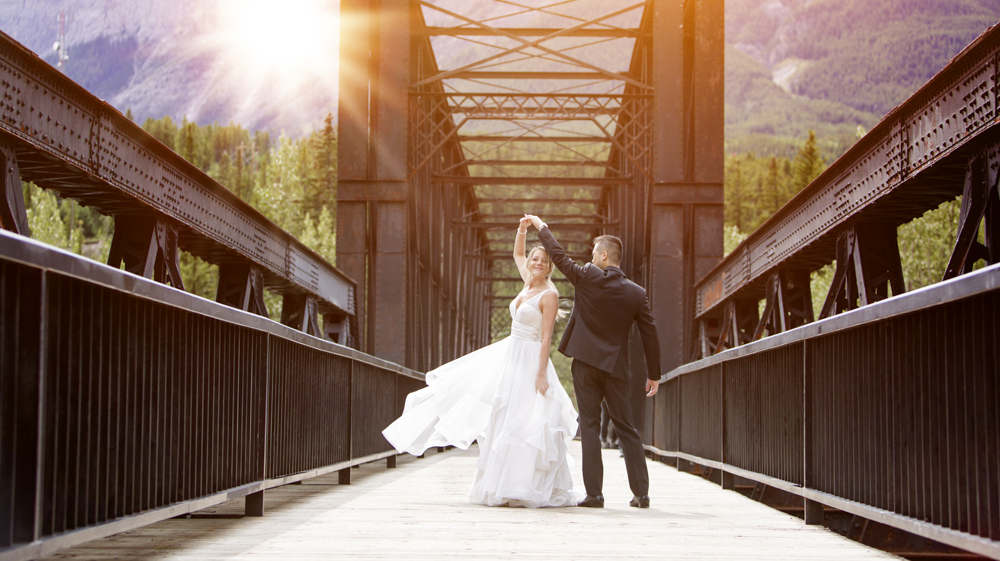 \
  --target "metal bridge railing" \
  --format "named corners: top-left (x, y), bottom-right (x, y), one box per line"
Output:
top-left (649, 262), bottom-right (1000, 559)
top-left (0, 229), bottom-right (423, 561)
